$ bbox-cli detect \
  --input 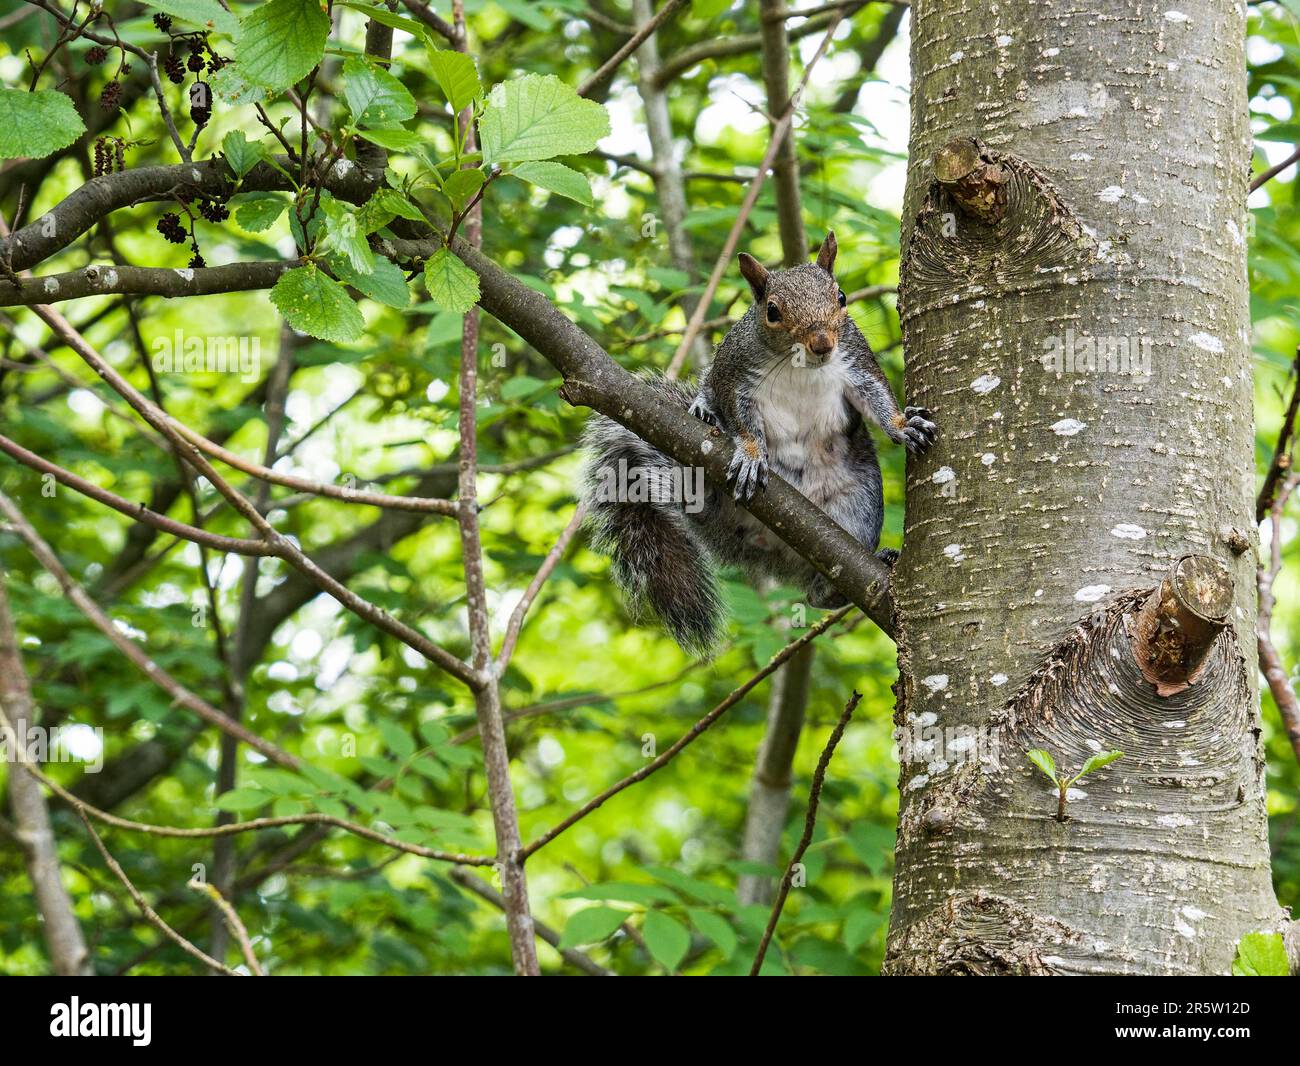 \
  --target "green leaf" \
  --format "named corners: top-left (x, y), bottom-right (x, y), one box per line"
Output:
top-left (270, 266), bottom-right (365, 343)
top-left (331, 254), bottom-right (410, 309)
top-left (843, 907), bottom-right (884, 952)
top-left (231, 192), bottom-right (288, 232)
top-left (1076, 749), bottom-right (1124, 780)
top-left (319, 198), bottom-right (376, 274)
top-left (1026, 748), bottom-right (1057, 782)
top-left (336, 0), bottom-right (432, 43)
top-left (495, 0), bottom-right (550, 30)
top-left (234, 0), bottom-right (330, 92)
top-left (0, 89), bottom-right (86, 161)
top-left (357, 127), bottom-right (420, 152)
top-left (479, 74), bottom-right (610, 164)
top-left (423, 249), bottom-right (480, 314)
top-left (343, 56), bottom-right (417, 128)
top-left (358, 188), bottom-right (426, 233)
top-left (141, 0), bottom-right (240, 35)
top-left (641, 911), bottom-right (691, 972)
top-left (443, 168), bottom-right (486, 213)
top-left (1231, 931), bottom-right (1289, 976)
top-left (560, 881), bottom-right (679, 906)
top-left (378, 720), bottom-right (416, 761)
top-left (213, 788), bottom-right (271, 813)
top-left (221, 130), bottom-right (266, 178)
top-left (500, 375), bottom-right (546, 401)
top-left (557, 906), bottom-right (628, 948)
top-left (686, 908), bottom-right (737, 957)
top-left (426, 48), bottom-right (482, 114)
top-left (510, 161), bottom-right (593, 205)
